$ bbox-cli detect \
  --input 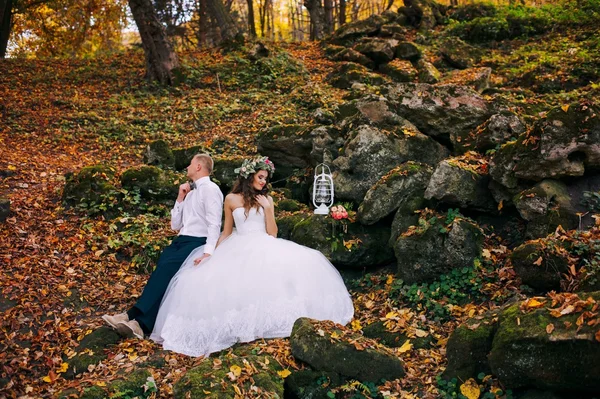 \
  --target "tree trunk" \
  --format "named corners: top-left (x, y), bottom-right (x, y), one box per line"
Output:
top-left (129, 0), bottom-right (180, 85)
top-left (0, 0), bottom-right (13, 58)
top-left (323, 0), bottom-right (333, 34)
top-left (338, 0), bottom-right (346, 27)
top-left (303, 0), bottom-right (325, 40)
top-left (205, 0), bottom-right (240, 43)
top-left (197, 0), bottom-right (209, 46)
top-left (246, 0), bottom-right (256, 37)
